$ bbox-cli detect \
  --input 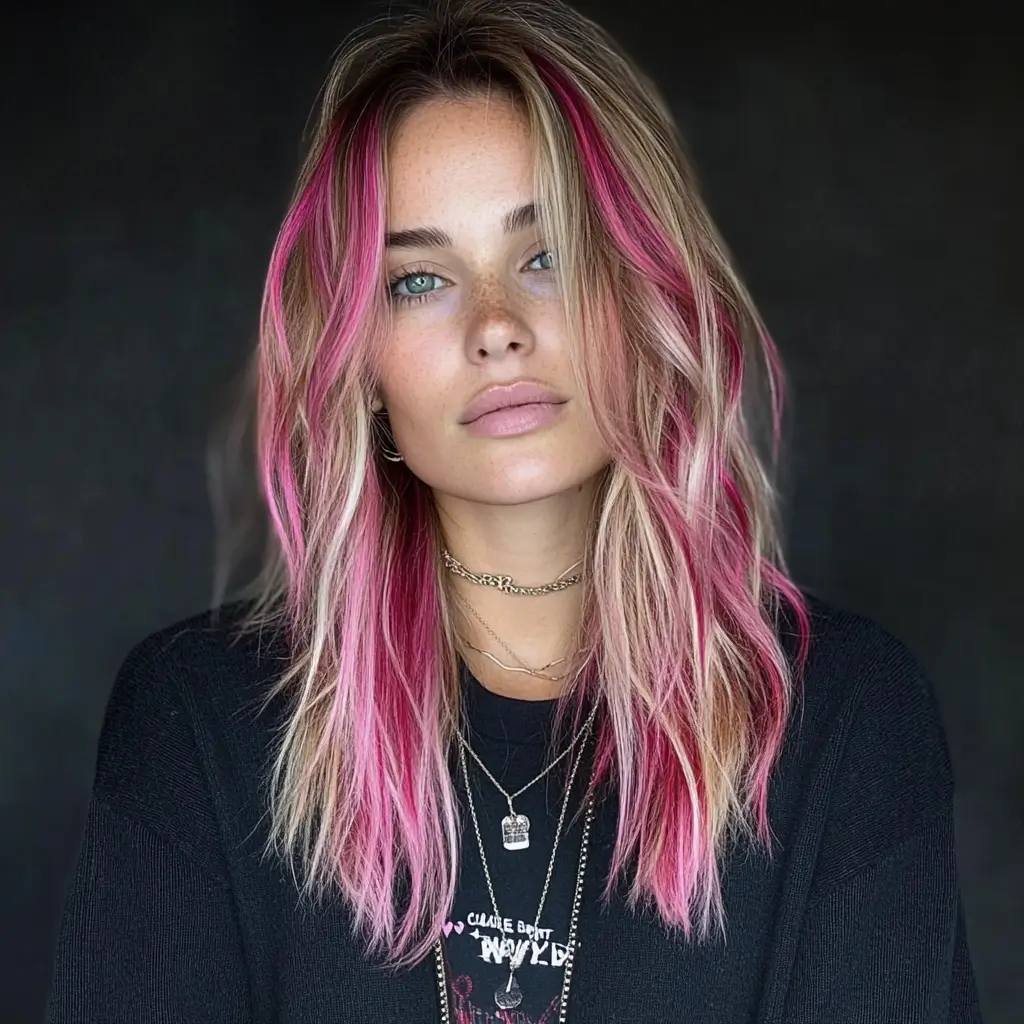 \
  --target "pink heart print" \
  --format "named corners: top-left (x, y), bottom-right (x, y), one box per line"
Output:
top-left (442, 921), bottom-right (465, 937)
